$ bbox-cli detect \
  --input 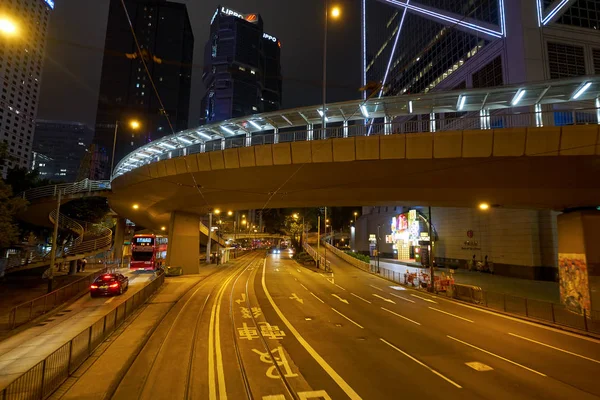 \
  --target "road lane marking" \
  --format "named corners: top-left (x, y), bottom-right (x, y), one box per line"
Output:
top-left (309, 292), bottom-right (325, 304)
top-left (335, 284), bottom-right (346, 291)
top-left (389, 293), bottom-right (415, 303)
top-left (369, 284), bottom-right (384, 292)
top-left (297, 269), bottom-right (302, 272)
top-left (411, 294), bottom-right (437, 303)
top-left (508, 333), bottom-right (600, 364)
top-left (300, 283), bottom-right (308, 290)
top-left (350, 293), bottom-right (372, 304)
top-left (262, 260), bottom-right (363, 399)
top-left (372, 294), bottom-right (396, 304)
top-left (381, 307), bottom-right (421, 325)
top-left (434, 296), bottom-right (600, 345)
top-left (331, 308), bottom-right (364, 329)
top-left (380, 338), bottom-right (461, 388)
top-left (331, 294), bottom-right (349, 304)
top-left (447, 335), bottom-right (546, 377)
top-left (428, 307), bottom-right (473, 323)
top-left (465, 362), bottom-right (493, 371)
top-left (104, 297), bottom-right (116, 304)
